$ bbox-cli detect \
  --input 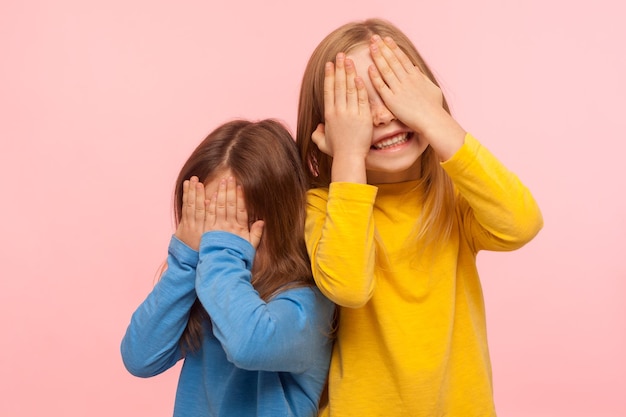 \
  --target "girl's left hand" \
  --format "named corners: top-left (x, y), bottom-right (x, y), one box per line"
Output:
top-left (204, 176), bottom-right (264, 250)
top-left (368, 35), bottom-right (445, 135)
top-left (368, 35), bottom-right (466, 160)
